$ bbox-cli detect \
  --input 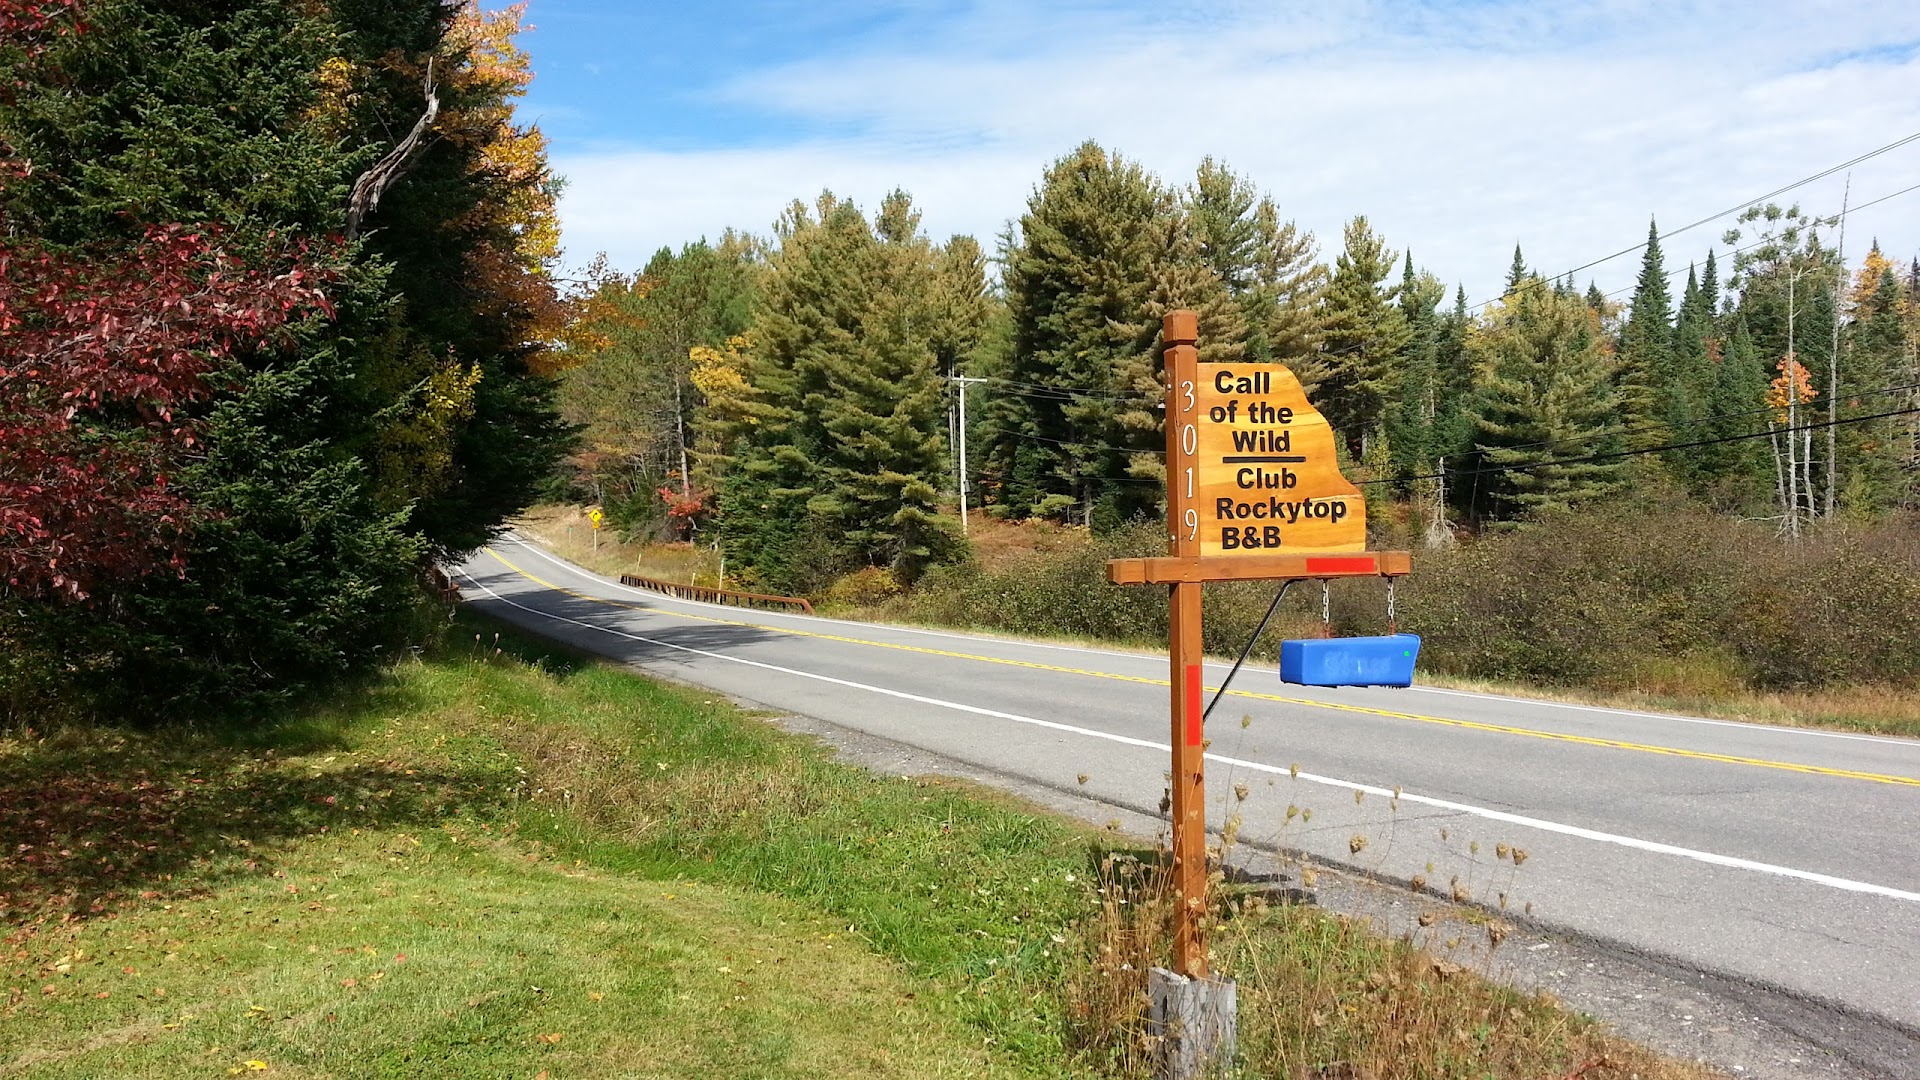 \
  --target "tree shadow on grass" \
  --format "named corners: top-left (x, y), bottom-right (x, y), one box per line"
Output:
top-left (0, 690), bottom-right (508, 933)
